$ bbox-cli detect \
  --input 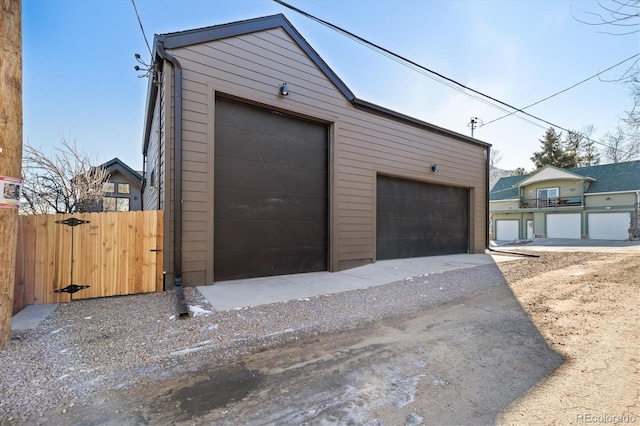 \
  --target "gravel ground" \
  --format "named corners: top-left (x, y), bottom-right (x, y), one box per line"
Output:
top-left (0, 251), bottom-right (599, 424)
